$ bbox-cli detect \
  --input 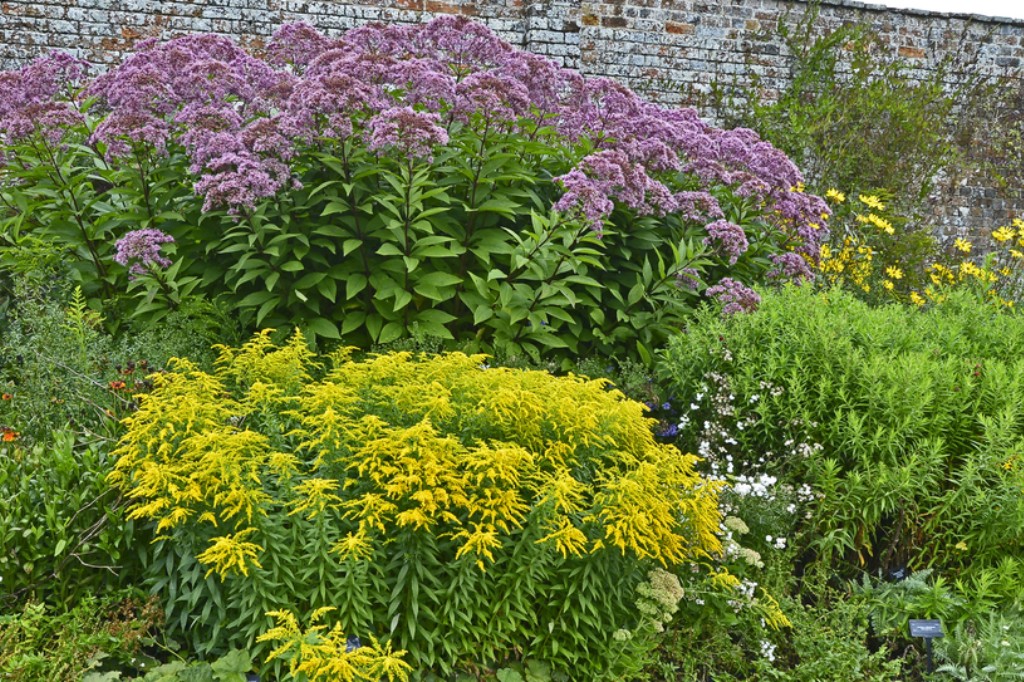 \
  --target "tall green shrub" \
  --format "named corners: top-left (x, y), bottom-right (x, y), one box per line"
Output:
top-left (660, 285), bottom-right (1024, 603)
